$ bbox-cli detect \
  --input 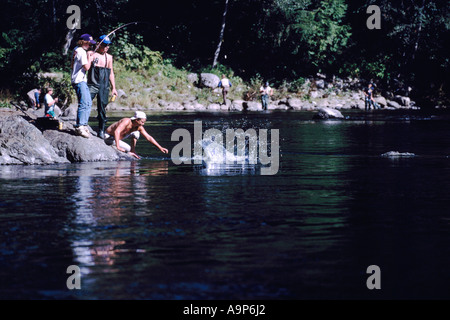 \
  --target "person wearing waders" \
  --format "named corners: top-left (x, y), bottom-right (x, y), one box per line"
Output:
top-left (88, 35), bottom-right (118, 139)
